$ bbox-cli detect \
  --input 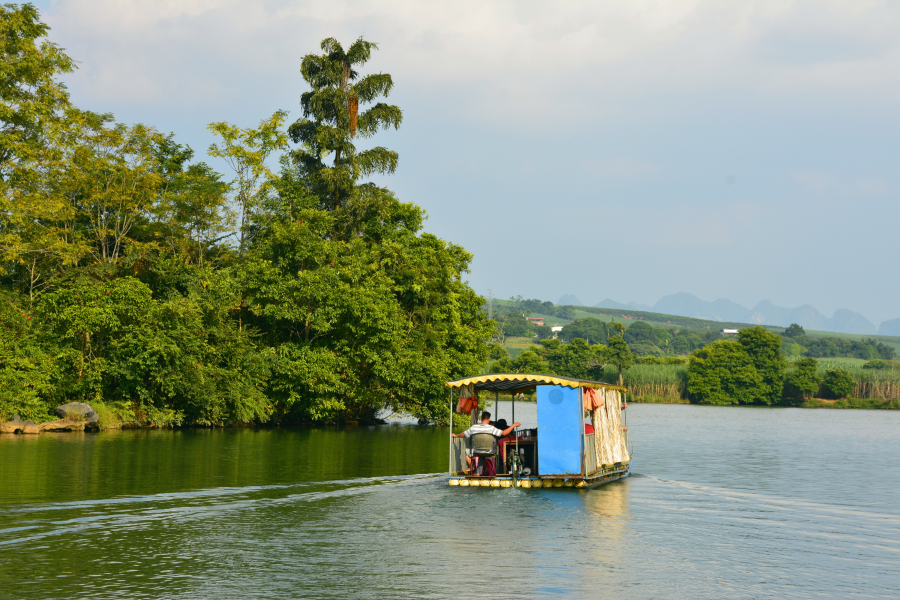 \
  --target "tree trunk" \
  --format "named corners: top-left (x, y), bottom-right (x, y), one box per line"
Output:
top-left (331, 60), bottom-right (352, 209)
